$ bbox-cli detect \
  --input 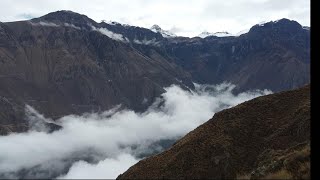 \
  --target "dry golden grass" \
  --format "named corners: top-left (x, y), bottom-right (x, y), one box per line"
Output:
top-left (236, 173), bottom-right (251, 179)
top-left (296, 162), bottom-right (310, 179)
top-left (263, 169), bottom-right (292, 179)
